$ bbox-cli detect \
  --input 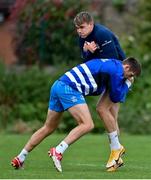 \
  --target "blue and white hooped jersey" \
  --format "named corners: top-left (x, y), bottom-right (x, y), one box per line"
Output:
top-left (64, 63), bottom-right (98, 95)
top-left (59, 58), bottom-right (131, 103)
